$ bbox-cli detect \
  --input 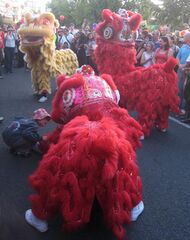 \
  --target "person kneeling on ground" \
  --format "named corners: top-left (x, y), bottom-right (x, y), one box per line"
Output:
top-left (2, 108), bottom-right (51, 157)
